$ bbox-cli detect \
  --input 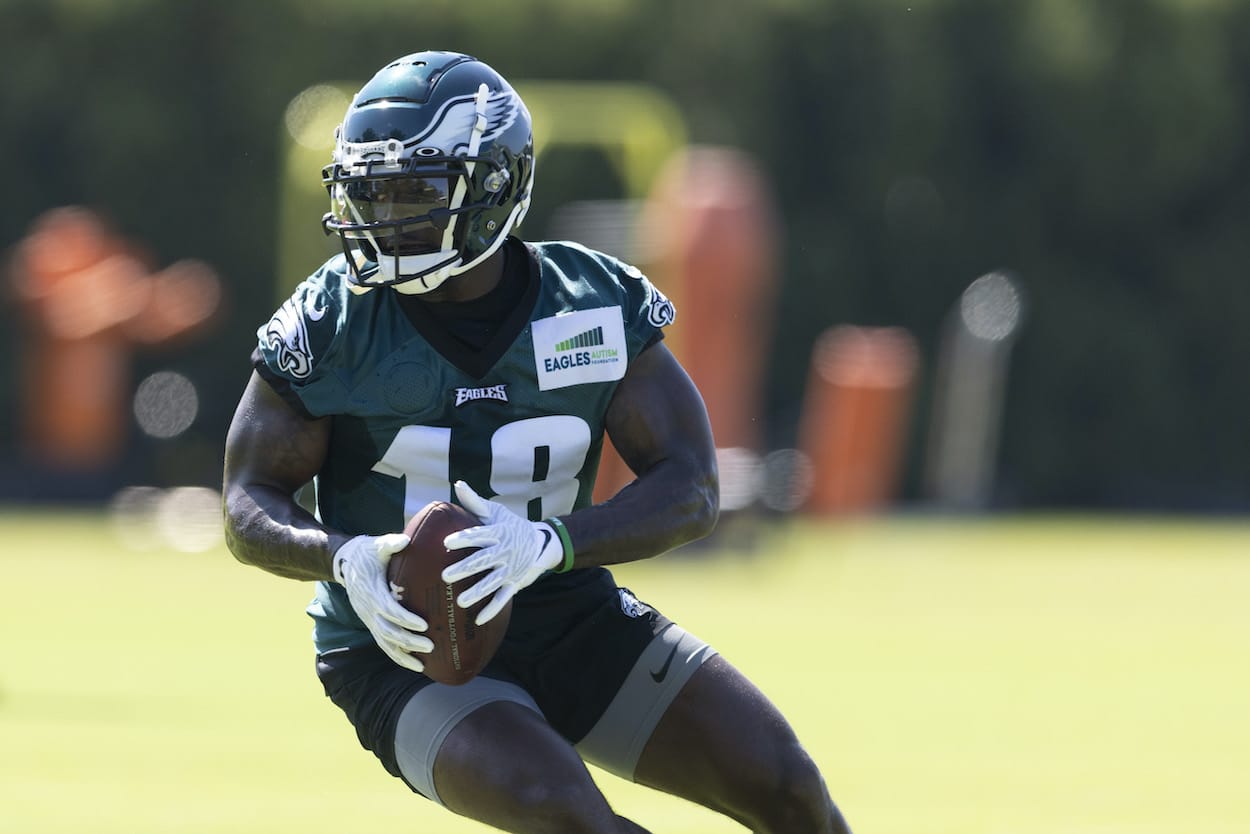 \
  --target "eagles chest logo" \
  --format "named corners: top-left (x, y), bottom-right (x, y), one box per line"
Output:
top-left (454, 384), bottom-right (509, 407)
